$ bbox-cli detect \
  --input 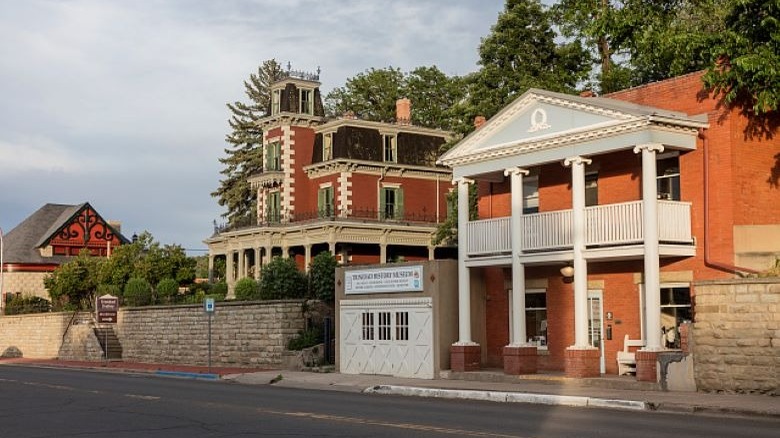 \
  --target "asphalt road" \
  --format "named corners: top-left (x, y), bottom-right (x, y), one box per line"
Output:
top-left (0, 365), bottom-right (777, 438)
